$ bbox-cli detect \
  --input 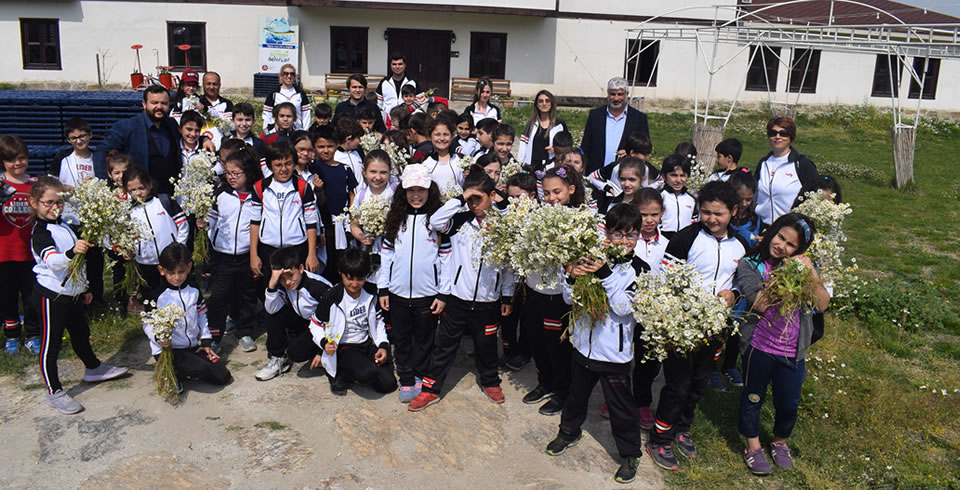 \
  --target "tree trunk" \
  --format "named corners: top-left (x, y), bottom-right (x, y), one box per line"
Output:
top-left (891, 125), bottom-right (916, 188)
top-left (691, 122), bottom-right (725, 176)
